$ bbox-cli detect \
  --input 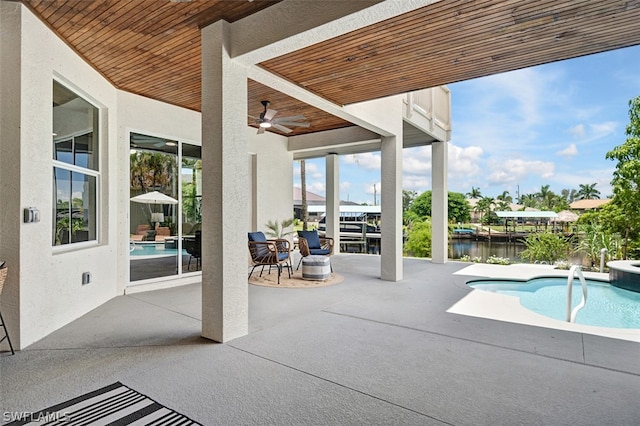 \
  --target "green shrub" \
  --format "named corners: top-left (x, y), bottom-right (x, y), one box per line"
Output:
top-left (575, 223), bottom-right (621, 266)
top-left (520, 232), bottom-right (570, 264)
top-left (404, 220), bottom-right (432, 257)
